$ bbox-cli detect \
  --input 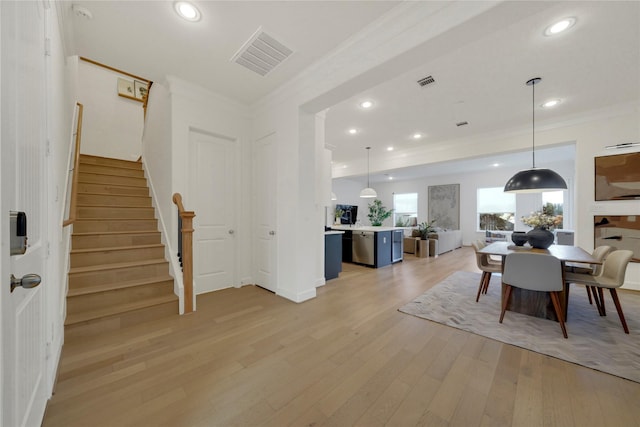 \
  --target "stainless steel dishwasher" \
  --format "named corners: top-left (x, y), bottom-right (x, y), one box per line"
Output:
top-left (352, 231), bottom-right (375, 266)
